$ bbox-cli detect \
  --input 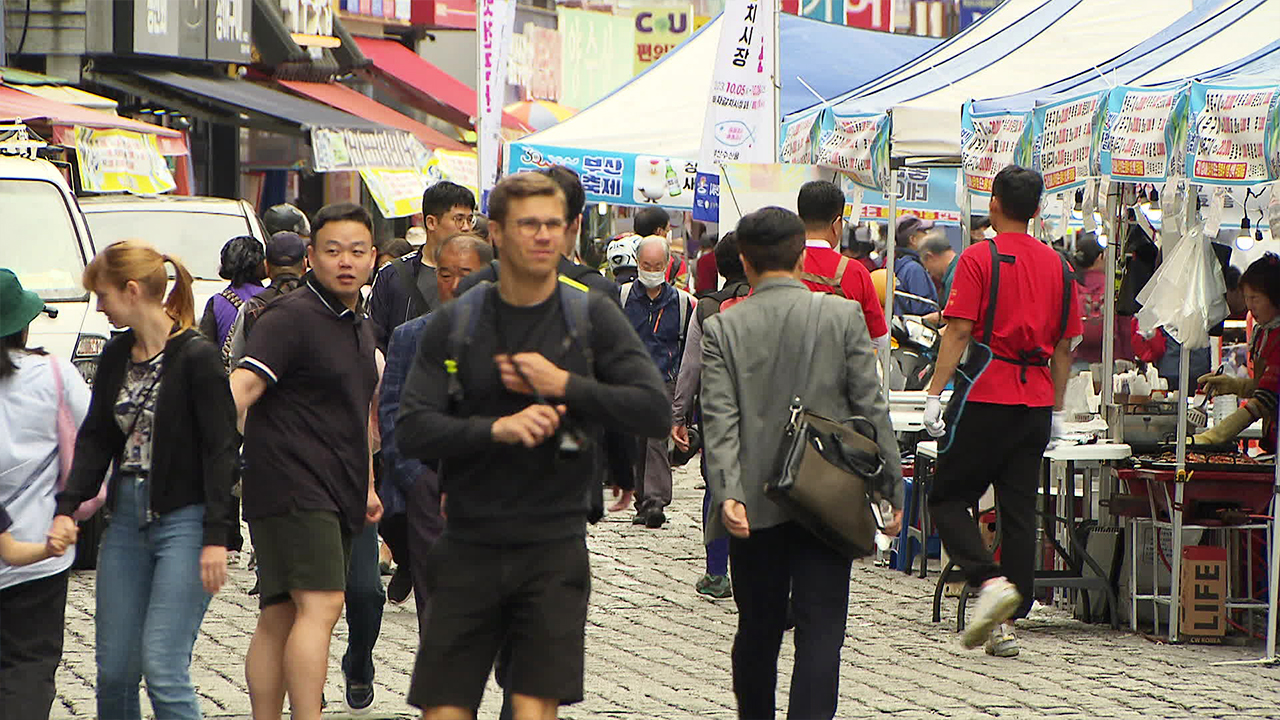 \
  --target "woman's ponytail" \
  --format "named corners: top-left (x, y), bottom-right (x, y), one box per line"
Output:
top-left (162, 254), bottom-right (196, 334)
